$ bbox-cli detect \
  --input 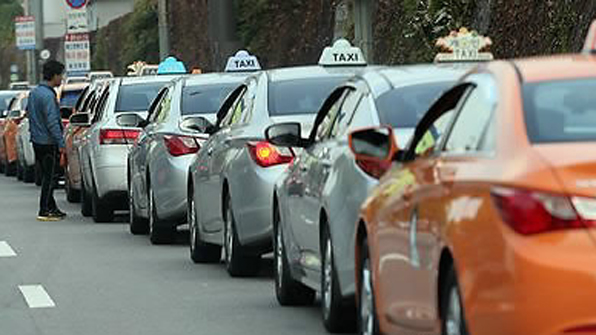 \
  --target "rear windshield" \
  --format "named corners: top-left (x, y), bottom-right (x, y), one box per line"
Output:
top-left (116, 82), bottom-right (166, 112)
top-left (524, 78), bottom-right (596, 143)
top-left (376, 82), bottom-right (452, 128)
top-left (60, 90), bottom-right (84, 108)
top-left (268, 77), bottom-right (347, 116)
top-left (181, 83), bottom-right (237, 116)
